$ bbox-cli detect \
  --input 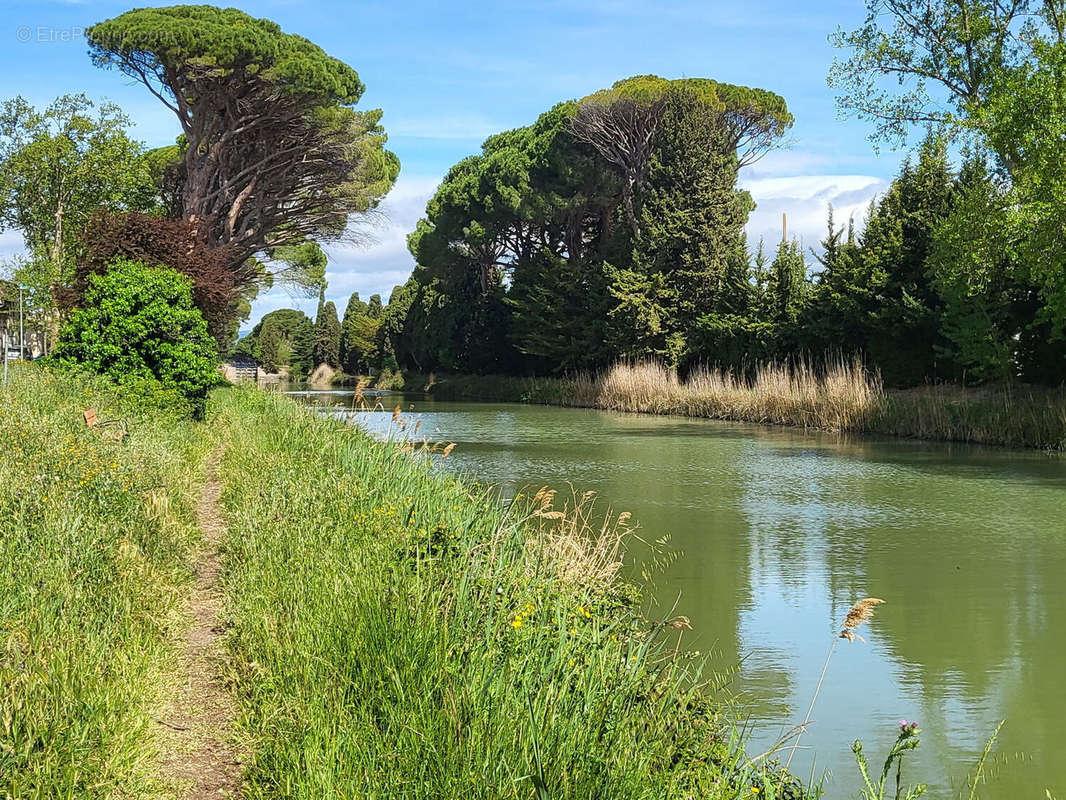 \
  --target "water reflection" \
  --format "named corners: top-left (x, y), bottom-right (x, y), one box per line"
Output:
top-left (290, 388), bottom-right (1066, 797)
